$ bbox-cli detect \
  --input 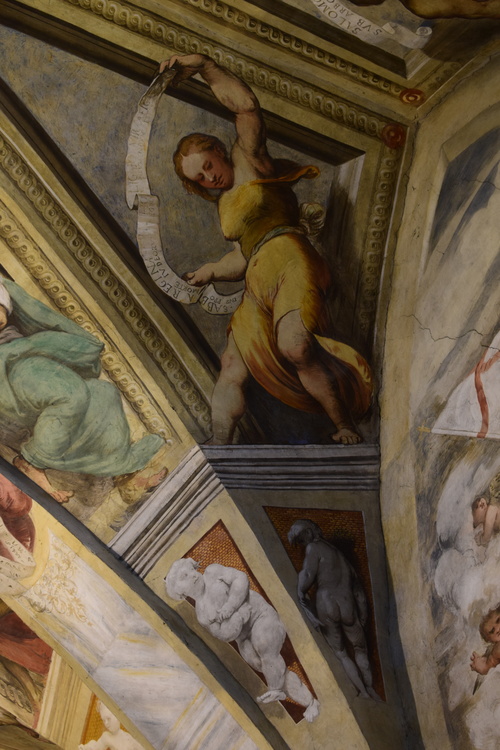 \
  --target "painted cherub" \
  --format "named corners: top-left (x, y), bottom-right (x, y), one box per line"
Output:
top-left (78, 702), bottom-right (145, 750)
top-left (470, 604), bottom-right (500, 678)
top-left (471, 472), bottom-right (500, 546)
